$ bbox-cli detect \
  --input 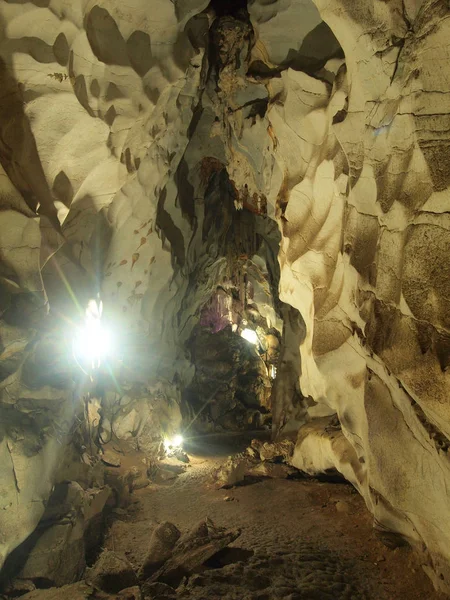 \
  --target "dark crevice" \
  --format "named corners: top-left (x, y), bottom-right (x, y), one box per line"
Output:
top-left (156, 187), bottom-right (186, 269)
top-left (209, 0), bottom-right (249, 19)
